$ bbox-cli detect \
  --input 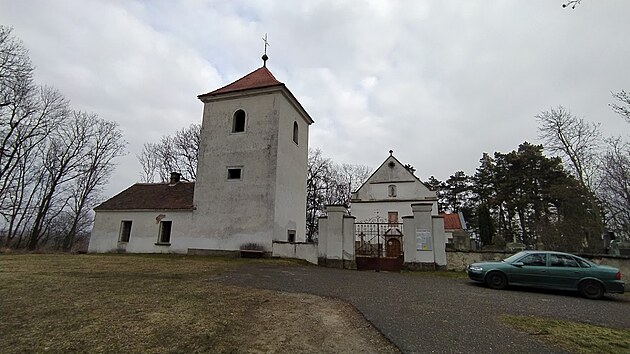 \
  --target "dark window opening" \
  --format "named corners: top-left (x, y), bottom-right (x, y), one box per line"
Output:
top-left (288, 230), bottom-right (296, 243)
top-left (119, 221), bottom-right (132, 242)
top-left (227, 168), bottom-right (242, 180)
top-left (232, 109), bottom-right (246, 133)
top-left (292, 121), bottom-right (299, 144)
top-left (159, 221), bottom-right (172, 244)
